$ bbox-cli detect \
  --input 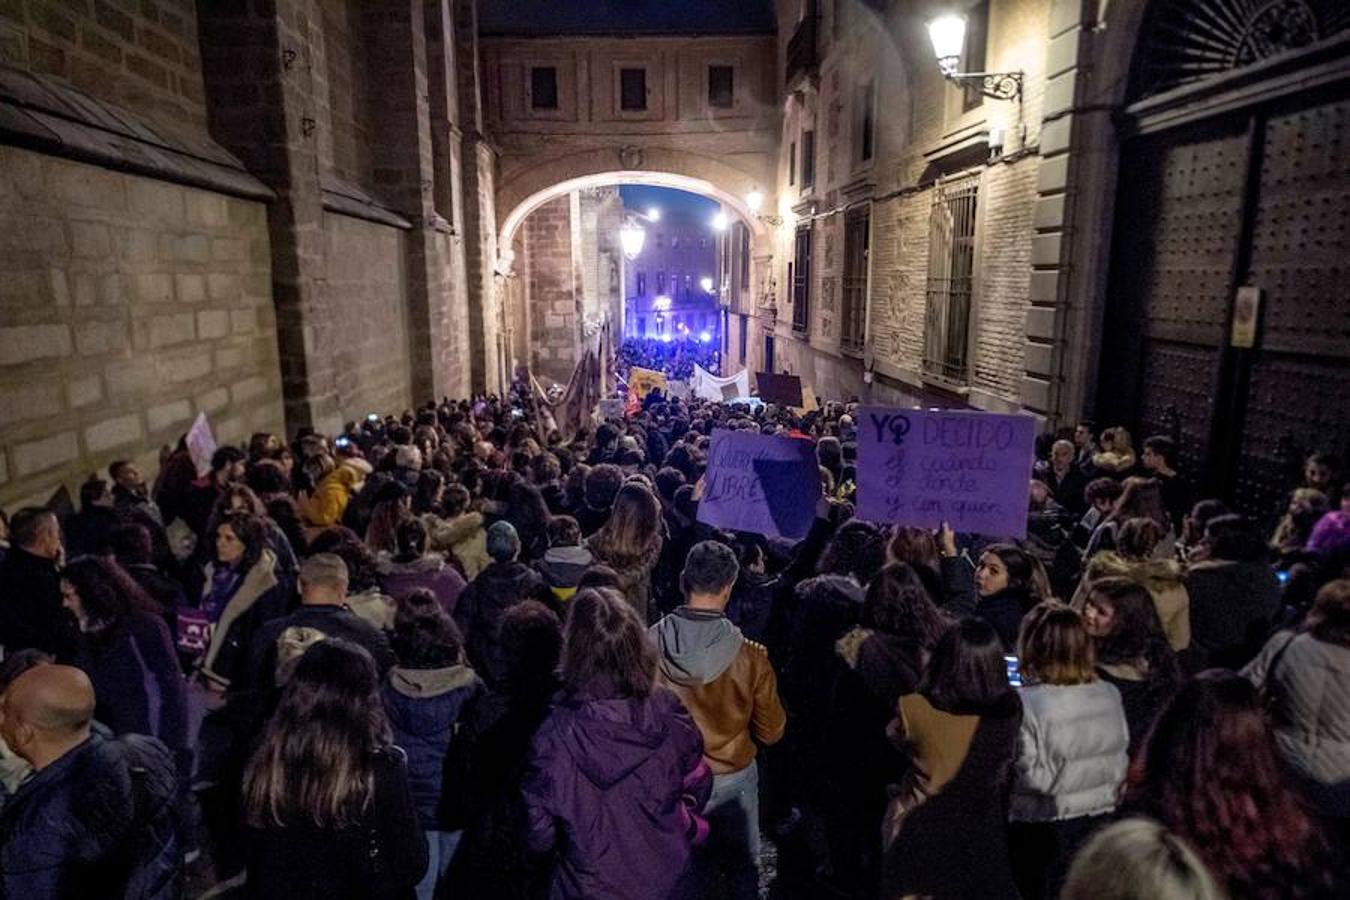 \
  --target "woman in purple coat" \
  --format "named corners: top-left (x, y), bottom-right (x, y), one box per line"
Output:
top-left (522, 587), bottom-right (711, 900)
